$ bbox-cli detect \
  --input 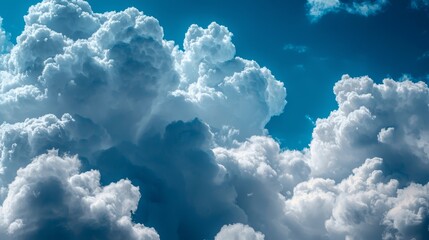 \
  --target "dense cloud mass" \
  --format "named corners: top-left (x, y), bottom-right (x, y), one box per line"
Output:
top-left (0, 0), bottom-right (428, 239)
top-left (0, 150), bottom-right (159, 240)
top-left (307, 75), bottom-right (429, 182)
